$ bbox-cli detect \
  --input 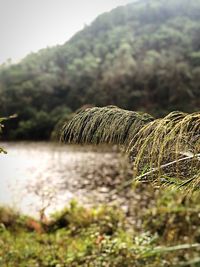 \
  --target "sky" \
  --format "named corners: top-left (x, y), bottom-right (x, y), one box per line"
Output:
top-left (0, 0), bottom-right (134, 64)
